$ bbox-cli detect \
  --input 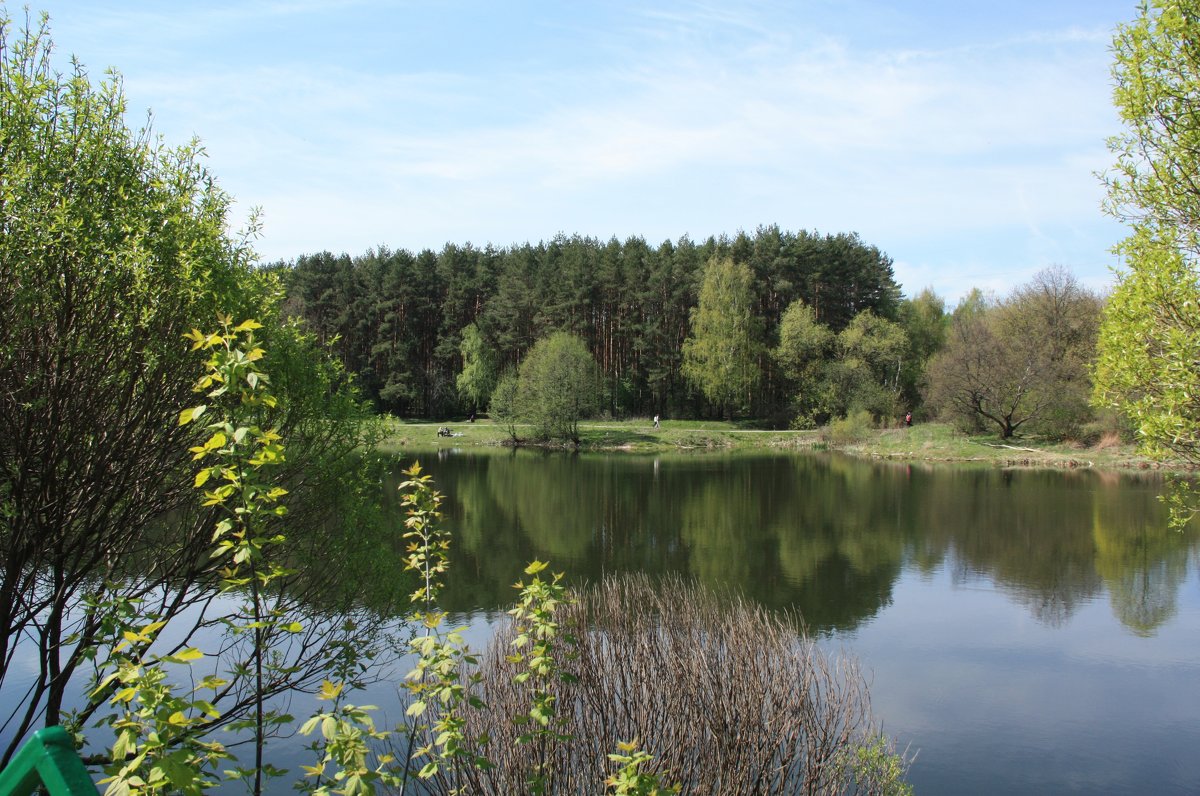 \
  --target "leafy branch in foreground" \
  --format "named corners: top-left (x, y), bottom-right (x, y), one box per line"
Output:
top-left (181, 316), bottom-right (295, 795)
top-left (399, 463), bottom-right (489, 787)
top-left (605, 740), bottom-right (679, 796)
top-left (92, 317), bottom-right (292, 796)
top-left (506, 561), bottom-right (577, 794)
top-left (92, 623), bottom-right (228, 796)
top-left (297, 680), bottom-right (401, 796)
